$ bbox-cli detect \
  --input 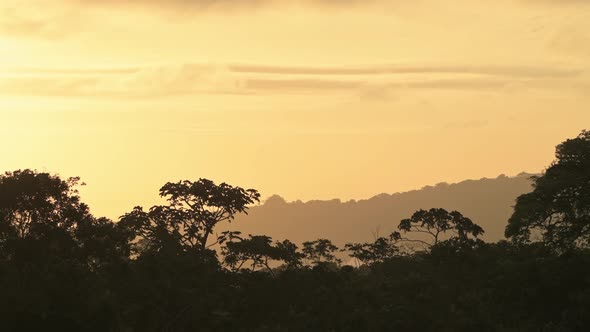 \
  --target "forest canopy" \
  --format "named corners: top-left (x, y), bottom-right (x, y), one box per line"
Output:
top-left (1, 131), bottom-right (589, 331)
